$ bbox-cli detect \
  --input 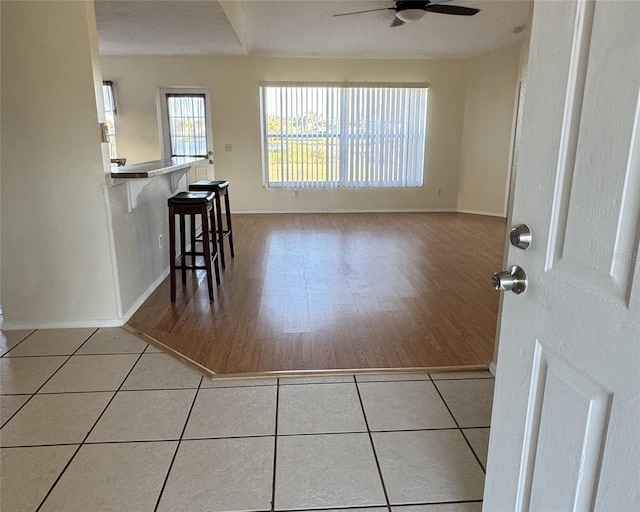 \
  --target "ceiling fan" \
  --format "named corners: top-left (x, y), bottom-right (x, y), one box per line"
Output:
top-left (334, 1), bottom-right (480, 27)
